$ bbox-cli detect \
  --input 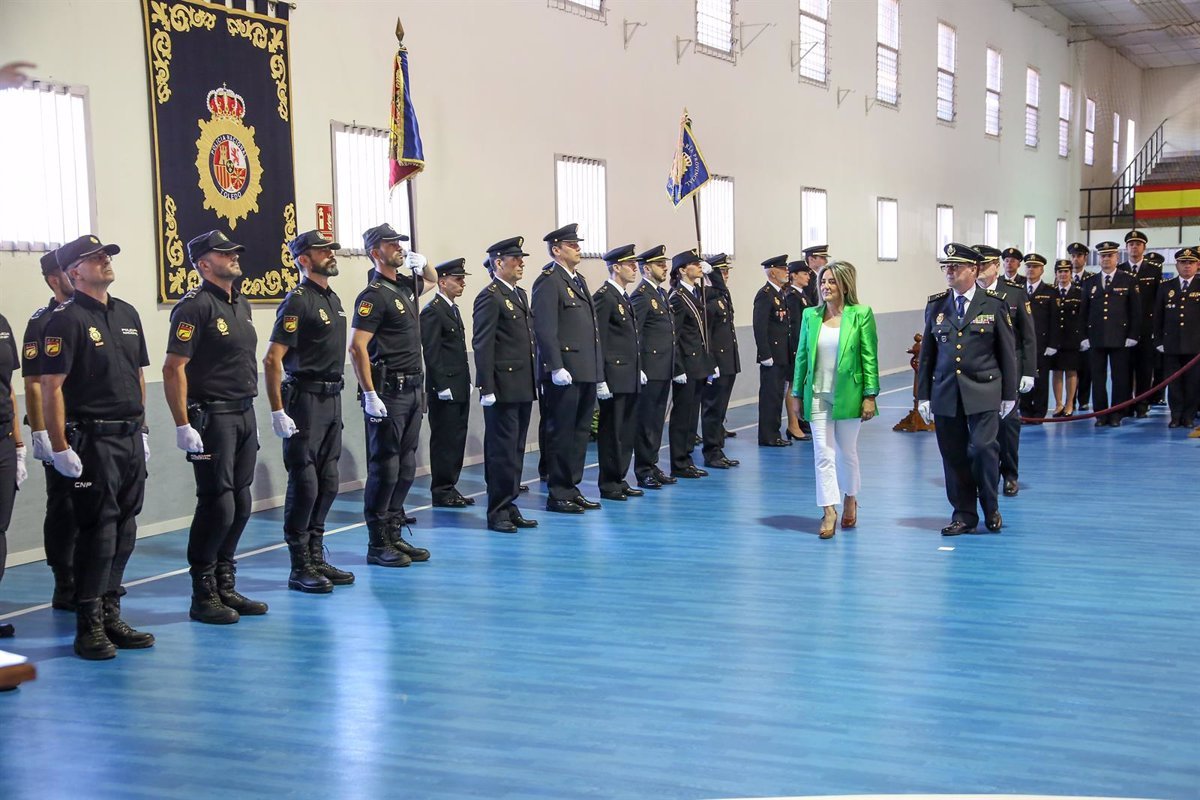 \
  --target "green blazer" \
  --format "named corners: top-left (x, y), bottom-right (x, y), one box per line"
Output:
top-left (791, 303), bottom-right (881, 420)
